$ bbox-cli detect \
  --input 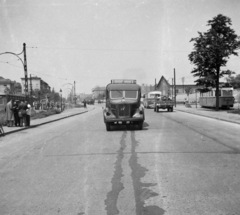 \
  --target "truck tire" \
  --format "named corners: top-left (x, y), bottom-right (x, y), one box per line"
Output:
top-left (106, 122), bottom-right (111, 131)
top-left (171, 107), bottom-right (173, 112)
top-left (138, 122), bottom-right (143, 130)
top-left (157, 108), bottom-right (159, 112)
